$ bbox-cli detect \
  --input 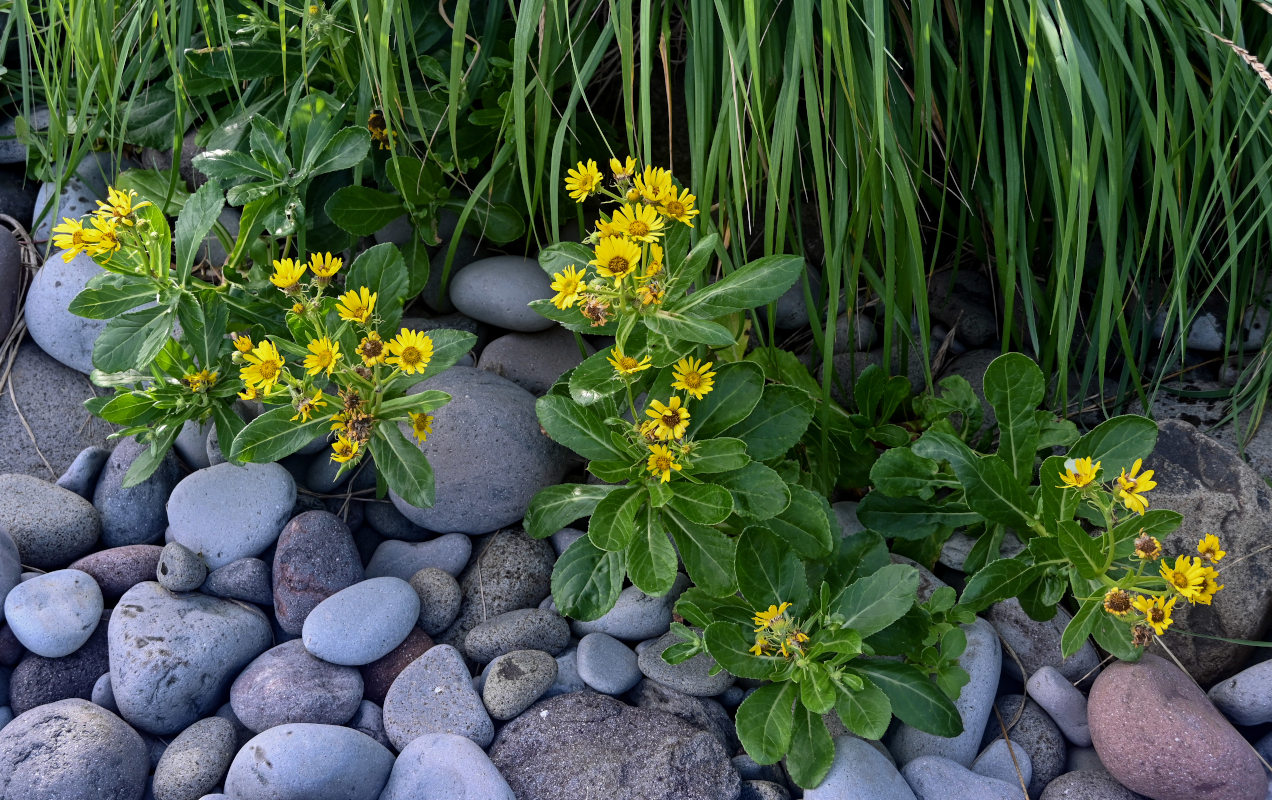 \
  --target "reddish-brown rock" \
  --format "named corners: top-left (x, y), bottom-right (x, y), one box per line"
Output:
top-left (361, 627), bottom-right (434, 704)
top-left (1089, 654), bottom-right (1264, 800)
top-left (272, 511), bottom-right (363, 634)
top-left (70, 545), bottom-right (163, 603)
